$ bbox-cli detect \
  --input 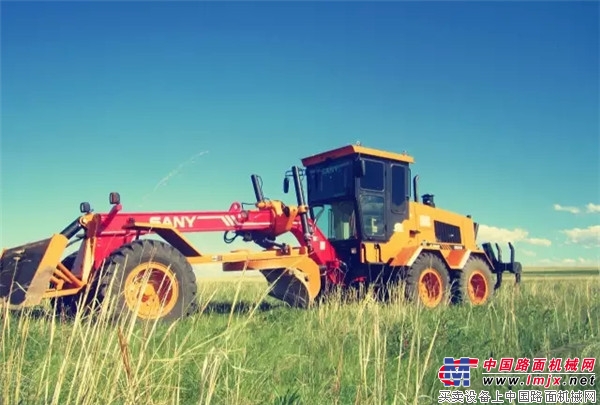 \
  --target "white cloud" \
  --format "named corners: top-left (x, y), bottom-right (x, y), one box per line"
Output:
top-left (586, 203), bottom-right (600, 213)
top-left (560, 257), bottom-right (599, 267)
top-left (553, 203), bottom-right (600, 214)
top-left (477, 224), bottom-right (552, 246)
top-left (477, 225), bottom-right (526, 243)
top-left (521, 250), bottom-right (537, 257)
top-left (525, 238), bottom-right (552, 247)
top-left (553, 204), bottom-right (581, 214)
top-left (562, 225), bottom-right (600, 248)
